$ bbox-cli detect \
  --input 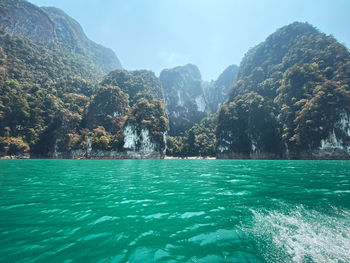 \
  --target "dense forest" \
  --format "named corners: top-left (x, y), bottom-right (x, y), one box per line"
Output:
top-left (217, 22), bottom-right (350, 159)
top-left (0, 29), bottom-right (96, 156)
top-left (1, 0), bottom-right (350, 159)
